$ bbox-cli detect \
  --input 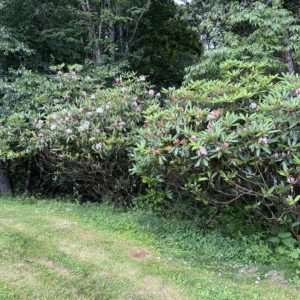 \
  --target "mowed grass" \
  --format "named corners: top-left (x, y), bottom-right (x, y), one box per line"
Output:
top-left (0, 197), bottom-right (299, 300)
